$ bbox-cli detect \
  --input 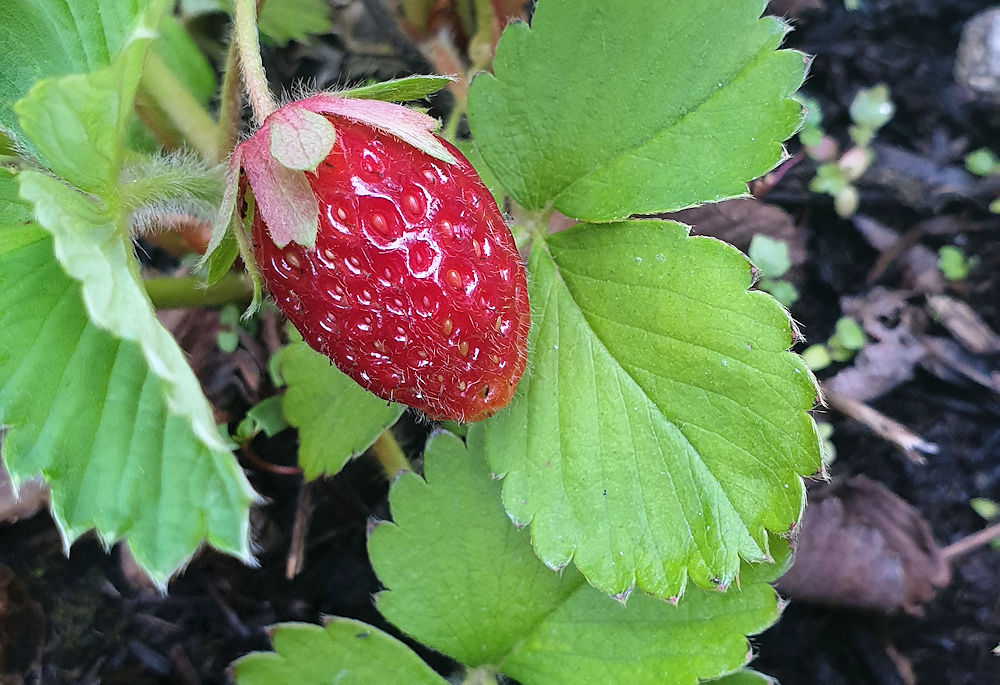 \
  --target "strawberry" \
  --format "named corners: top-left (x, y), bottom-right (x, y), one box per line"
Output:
top-left (243, 100), bottom-right (529, 422)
